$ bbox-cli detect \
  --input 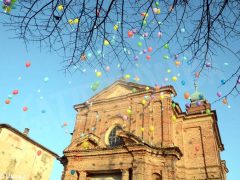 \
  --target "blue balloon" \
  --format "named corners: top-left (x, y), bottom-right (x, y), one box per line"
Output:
top-left (181, 80), bottom-right (186, 86)
top-left (70, 170), bottom-right (75, 175)
top-left (221, 80), bottom-right (225, 85)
